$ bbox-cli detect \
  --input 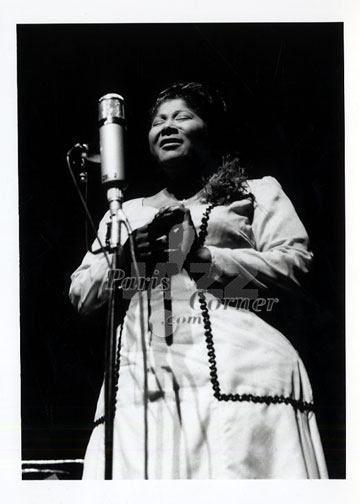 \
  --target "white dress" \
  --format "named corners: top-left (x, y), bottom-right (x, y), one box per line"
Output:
top-left (69, 176), bottom-right (328, 479)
